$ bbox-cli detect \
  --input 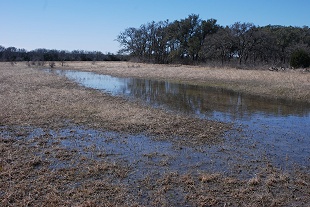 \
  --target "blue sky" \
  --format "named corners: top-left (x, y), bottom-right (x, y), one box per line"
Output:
top-left (1, 0), bottom-right (309, 53)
